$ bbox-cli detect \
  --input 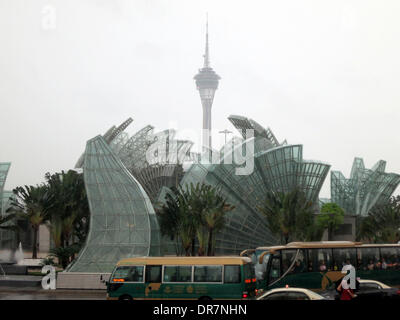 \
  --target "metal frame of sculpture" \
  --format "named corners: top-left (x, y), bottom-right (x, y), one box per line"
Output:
top-left (331, 157), bottom-right (400, 216)
top-left (179, 115), bottom-right (331, 254)
top-left (0, 162), bottom-right (13, 248)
